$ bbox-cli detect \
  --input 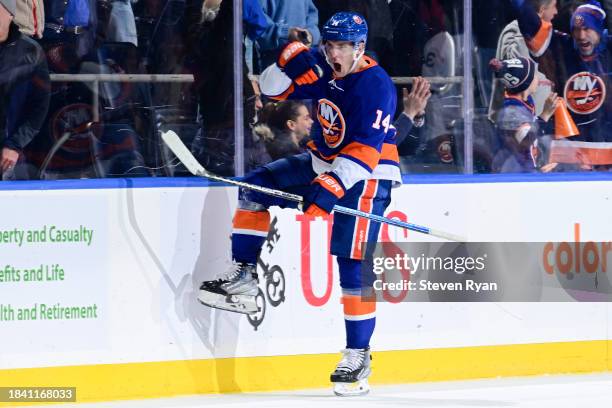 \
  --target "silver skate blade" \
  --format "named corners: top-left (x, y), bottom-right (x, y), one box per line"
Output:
top-left (197, 290), bottom-right (259, 315)
top-left (333, 379), bottom-right (370, 397)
